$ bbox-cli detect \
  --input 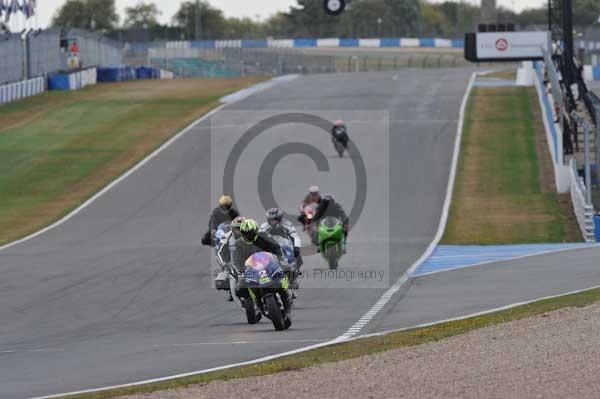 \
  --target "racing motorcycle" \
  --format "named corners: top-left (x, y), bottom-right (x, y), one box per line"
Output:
top-left (317, 216), bottom-right (345, 270)
top-left (244, 252), bottom-right (292, 331)
top-left (300, 202), bottom-right (318, 235)
top-left (332, 125), bottom-right (349, 157)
